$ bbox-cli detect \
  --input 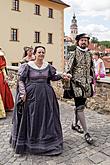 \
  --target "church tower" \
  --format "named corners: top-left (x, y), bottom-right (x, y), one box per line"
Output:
top-left (70, 13), bottom-right (78, 42)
